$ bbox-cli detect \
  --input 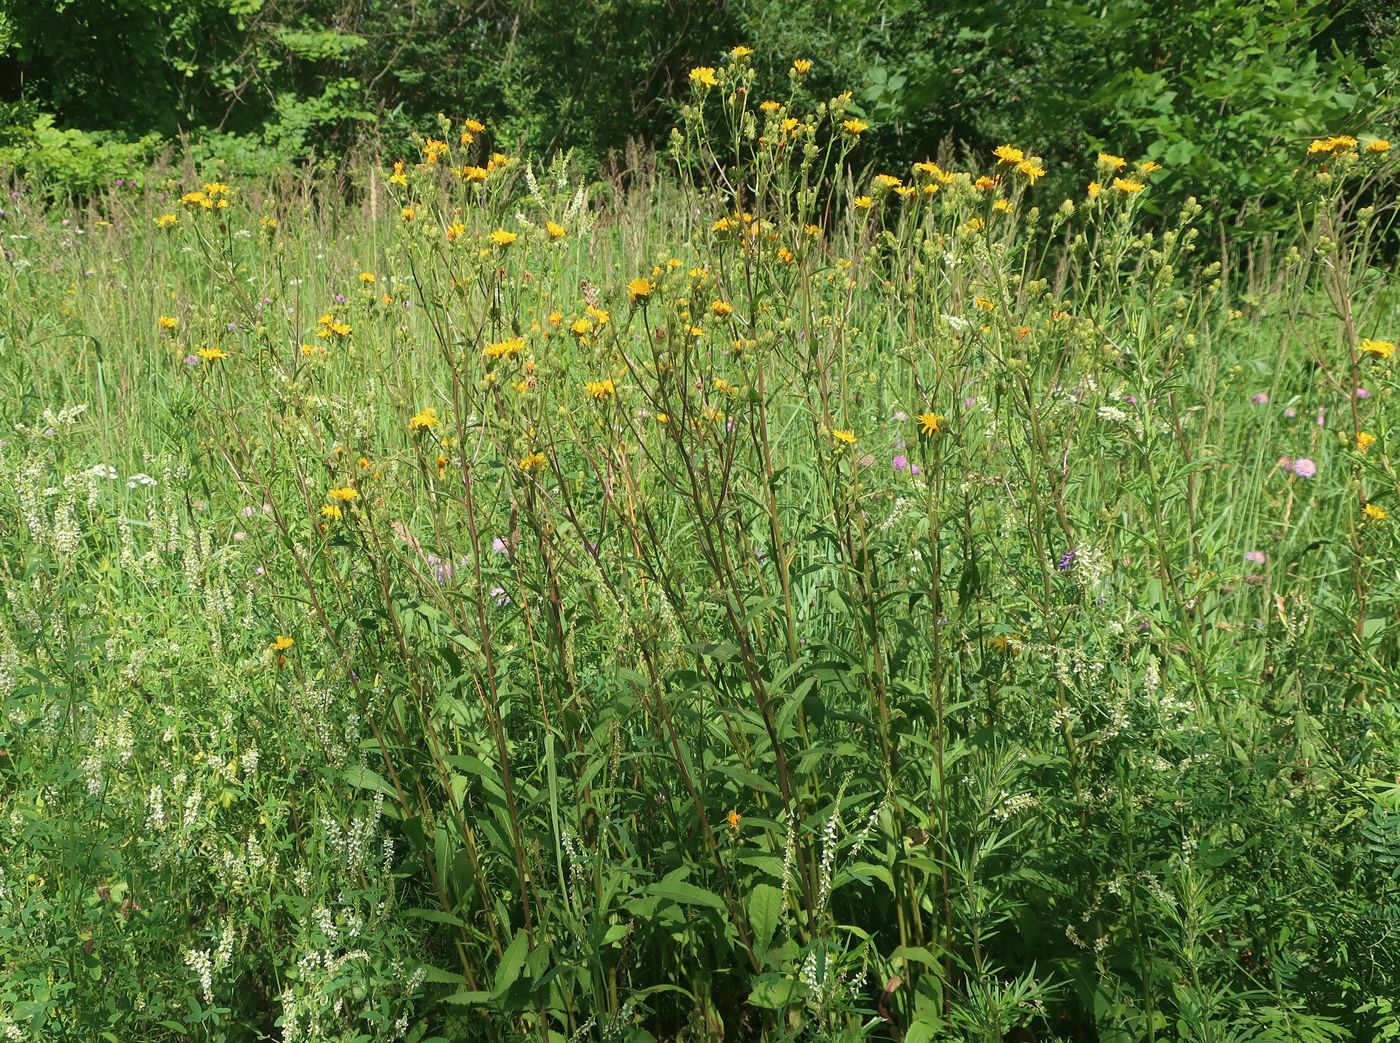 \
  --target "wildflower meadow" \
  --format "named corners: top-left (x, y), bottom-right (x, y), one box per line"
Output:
top-left (3, 52), bottom-right (1400, 1043)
